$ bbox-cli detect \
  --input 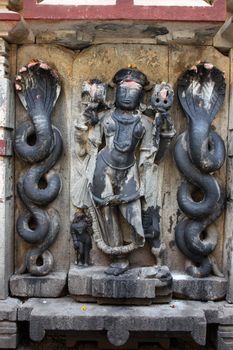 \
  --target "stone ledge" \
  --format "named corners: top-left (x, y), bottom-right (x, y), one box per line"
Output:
top-left (10, 272), bottom-right (67, 298)
top-left (0, 298), bottom-right (21, 349)
top-left (18, 297), bottom-right (207, 346)
top-left (0, 298), bottom-right (21, 321)
top-left (173, 272), bottom-right (227, 301)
